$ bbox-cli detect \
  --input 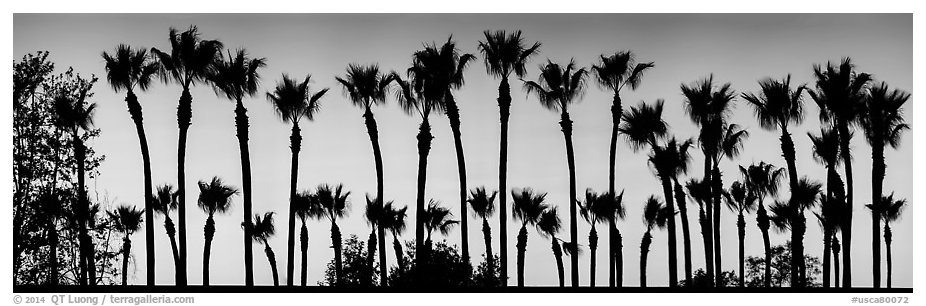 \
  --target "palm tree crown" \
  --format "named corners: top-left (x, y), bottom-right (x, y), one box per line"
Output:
top-left (423, 200), bottom-right (459, 238)
top-left (336, 64), bottom-right (395, 109)
top-left (108, 205), bottom-right (144, 235)
top-left (512, 188), bottom-right (549, 227)
top-left (408, 36), bottom-right (476, 104)
top-left (102, 44), bottom-right (158, 93)
top-left (293, 191), bottom-right (325, 223)
top-left (150, 26), bottom-right (224, 88)
top-left (250, 212), bottom-right (276, 243)
top-left (197, 177), bottom-right (238, 216)
top-left (152, 184), bottom-right (179, 216)
top-left (522, 59), bottom-right (588, 112)
top-left (208, 49), bottom-right (266, 102)
top-left (468, 187), bottom-right (497, 220)
top-left (619, 99), bottom-right (668, 151)
top-left (859, 82), bottom-right (910, 149)
top-left (741, 75), bottom-right (806, 131)
top-left (266, 74), bottom-right (327, 124)
top-left (808, 58), bottom-right (873, 124)
top-left (477, 30), bottom-right (542, 79)
top-left (316, 184), bottom-right (351, 223)
top-left (591, 51), bottom-right (654, 92)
